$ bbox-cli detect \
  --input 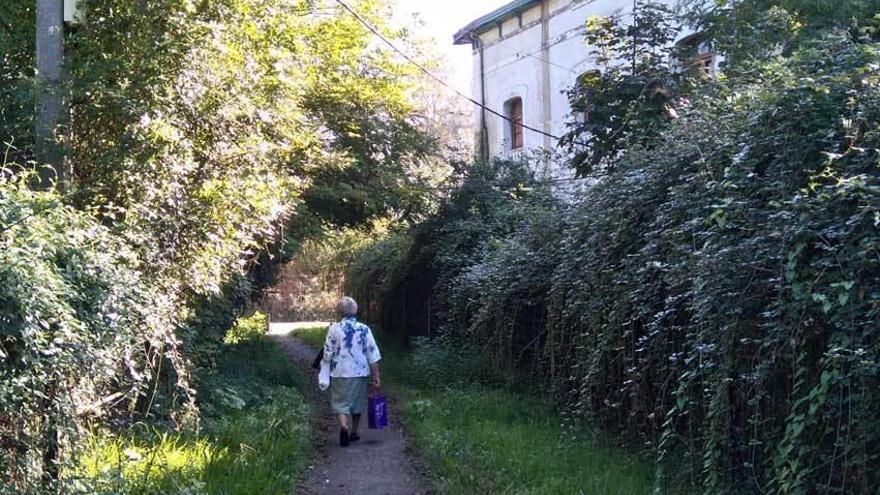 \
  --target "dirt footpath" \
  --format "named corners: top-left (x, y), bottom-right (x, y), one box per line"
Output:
top-left (269, 330), bottom-right (430, 495)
